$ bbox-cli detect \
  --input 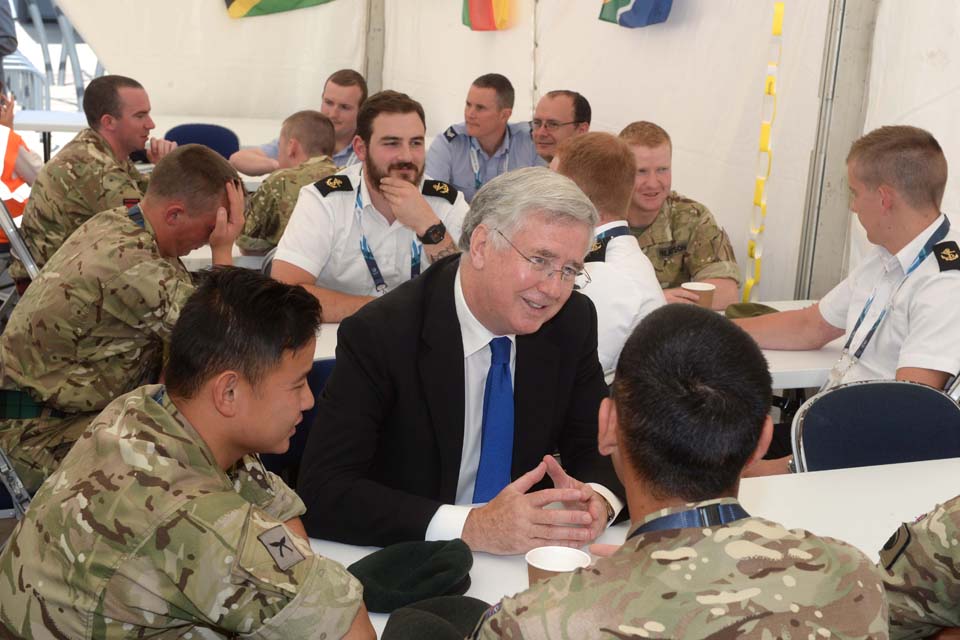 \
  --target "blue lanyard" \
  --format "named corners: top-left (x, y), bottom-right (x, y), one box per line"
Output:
top-left (844, 217), bottom-right (950, 359)
top-left (627, 503), bottom-right (750, 541)
top-left (354, 173), bottom-right (422, 293)
top-left (469, 134), bottom-right (509, 190)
